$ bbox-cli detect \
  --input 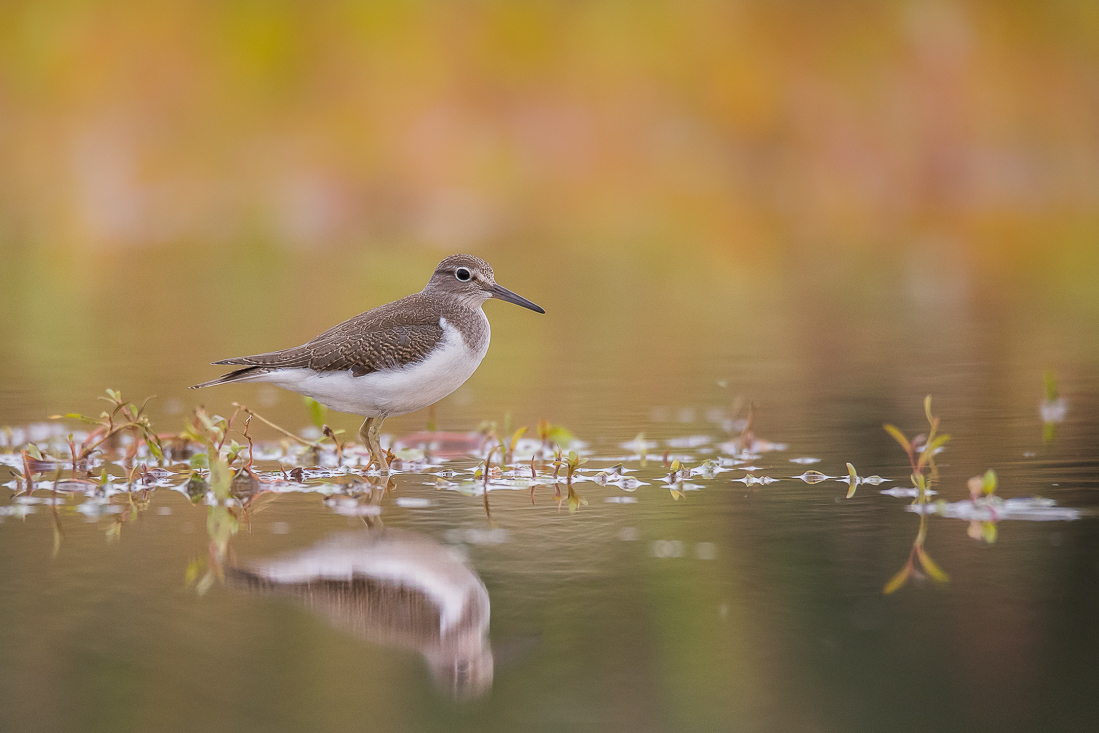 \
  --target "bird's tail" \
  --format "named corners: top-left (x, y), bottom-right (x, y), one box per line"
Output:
top-left (190, 366), bottom-right (265, 390)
